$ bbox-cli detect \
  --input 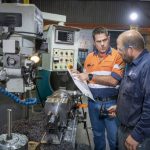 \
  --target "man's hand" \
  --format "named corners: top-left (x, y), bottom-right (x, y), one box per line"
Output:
top-left (70, 69), bottom-right (80, 74)
top-left (69, 69), bottom-right (89, 82)
top-left (125, 135), bottom-right (139, 150)
top-left (107, 105), bottom-right (117, 117)
top-left (75, 73), bottom-right (88, 81)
